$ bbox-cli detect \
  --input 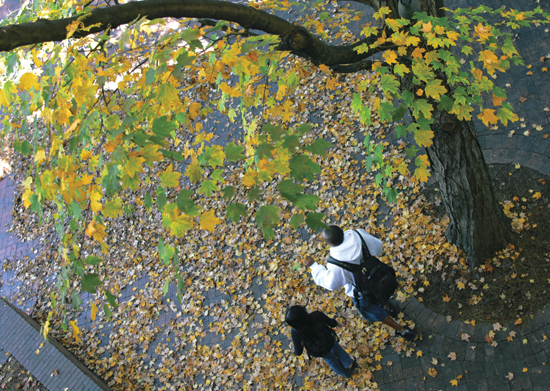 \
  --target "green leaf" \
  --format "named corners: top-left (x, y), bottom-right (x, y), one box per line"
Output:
top-left (294, 194), bottom-right (320, 211)
top-left (412, 99), bottom-right (433, 119)
top-left (176, 189), bottom-right (195, 213)
top-left (282, 135), bottom-right (301, 152)
top-left (81, 273), bottom-right (102, 294)
top-left (198, 180), bottom-right (218, 197)
top-left (305, 138), bottom-right (332, 157)
top-left (393, 63), bottom-right (410, 76)
top-left (379, 101), bottom-right (394, 122)
top-left (227, 203), bottom-right (247, 223)
top-left (71, 291), bottom-right (83, 310)
top-left (102, 198), bottom-right (123, 218)
top-left (83, 255), bottom-right (102, 265)
top-left (278, 179), bottom-right (304, 202)
top-left (305, 213), bottom-right (326, 231)
top-left (402, 90), bottom-right (414, 107)
top-left (425, 79), bottom-right (447, 100)
top-left (156, 188), bottom-right (167, 212)
top-left (106, 291), bottom-right (119, 308)
top-left (102, 163), bottom-right (121, 197)
top-left (225, 142), bottom-right (245, 162)
top-left (437, 94), bottom-right (454, 111)
top-left (395, 124), bottom-right (407, 138)
top-left (158, 238), bottom-right (165, 260)
top-left (290, 213), bottom-right (305, 229)
top-left (221, 186), bottom-right (235, 201)
top-left (202, 145), bottom-right (225, 167)
top-left (144, 192), bottom-right (153, 209)
top-left (263, 123), bottom-right (286, 142)
top-left (497, 108), bottom-right (517, 126)
top-left (163, 279), bottom-right (170, 297)
top-left (153, 115), bottom-right (178, 138)
top-left (380, 74), bottom-right (399, 95)
top-left (256, 205), bottom-right (280, 239)
top-left (405, 145), bottom-right (419, 158)
top-left (185, 161), bottom-right (204, 183)
top-left (289, 155), bottom-right (320, 181)
top-left (294, 124), bottom-right (313, 135)
top-left (256, 143), bottom-right (272, 160)
top-left (247, 188), bottom-right (262, 202)
top-left (71, 201), bottom-right (82, 221)
top-left (392, 105), bottom-right (407, 122)
top-left (103, 303), bottom-right (112, 321)
top-left (13, 140), bottom-right (32, 155)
